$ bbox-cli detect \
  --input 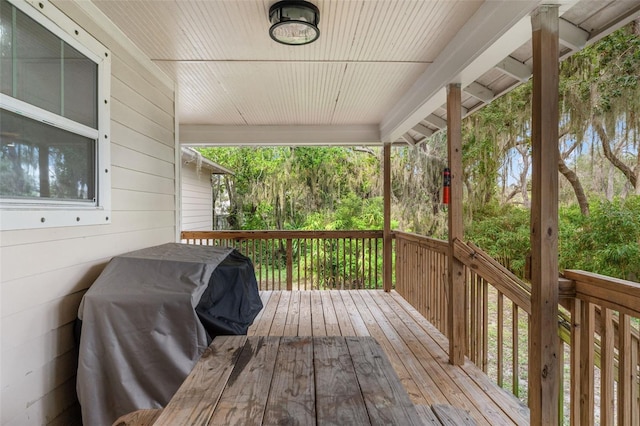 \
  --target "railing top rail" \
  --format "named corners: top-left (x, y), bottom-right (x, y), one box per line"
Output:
top-left (394, 231), bottom-right (448, 254)
top-left (564, 269), bottom-right (640, 318)
top-left (181, 230), bottom-right (384, 240)
top-left (454, 239), bottom-right (532, 314)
